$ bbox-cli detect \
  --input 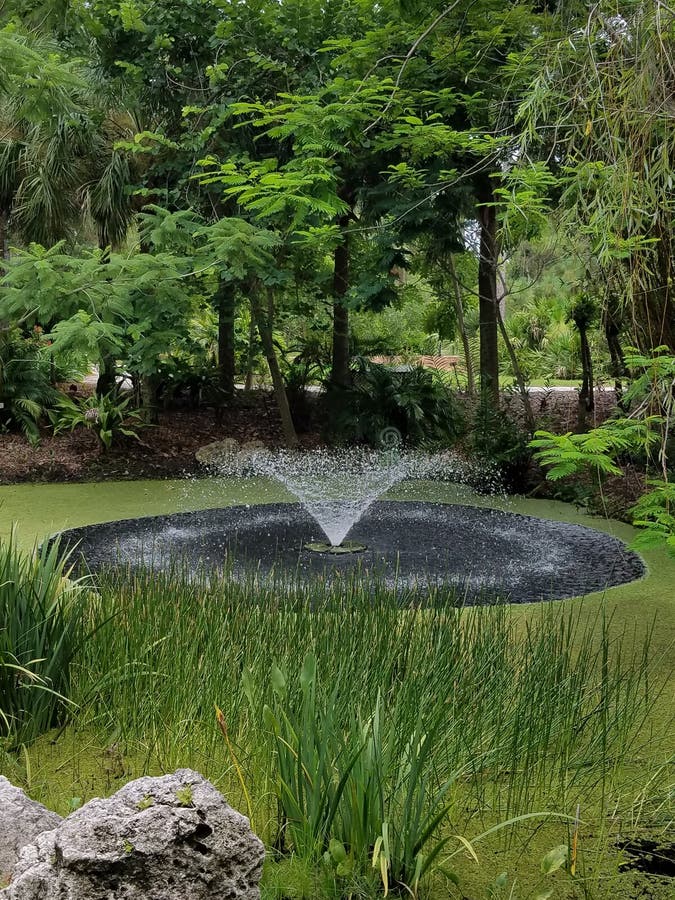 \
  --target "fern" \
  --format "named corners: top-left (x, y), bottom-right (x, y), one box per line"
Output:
top-left (530, 430), bottom-right (622, 480)
top-left (0, 333), bottom-right (58, 444)
top-left (630, 480), bottom-right (675, 555)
